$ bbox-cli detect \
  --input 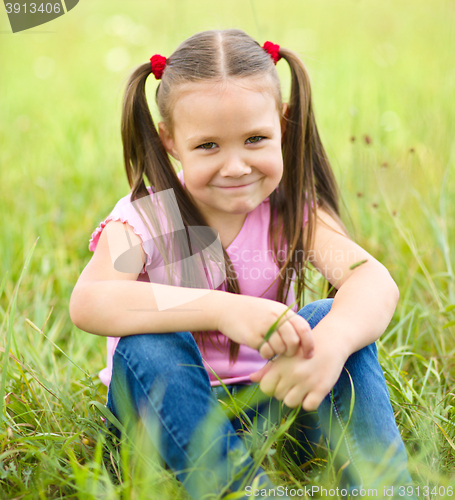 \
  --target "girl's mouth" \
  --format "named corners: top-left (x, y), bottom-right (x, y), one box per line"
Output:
top-left (215, 180), bottom-right (257, 190)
